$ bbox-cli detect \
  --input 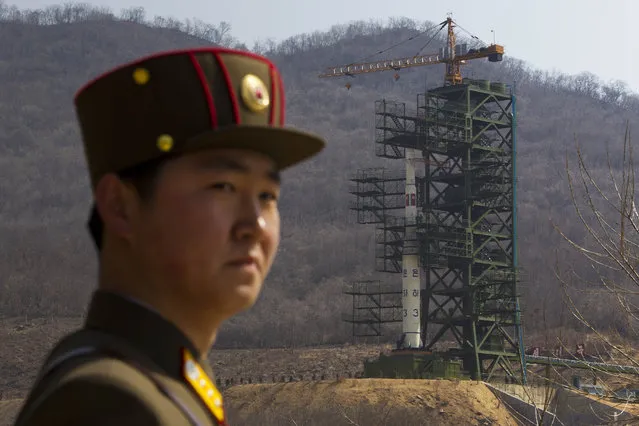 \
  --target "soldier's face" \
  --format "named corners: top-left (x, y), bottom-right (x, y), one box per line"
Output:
top-left (131, 148), bottom-right (281, 317)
